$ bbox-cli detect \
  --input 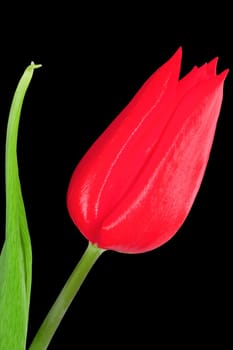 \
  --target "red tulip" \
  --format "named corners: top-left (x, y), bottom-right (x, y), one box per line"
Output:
top-left (67, 47), bottom-right (228, 253)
